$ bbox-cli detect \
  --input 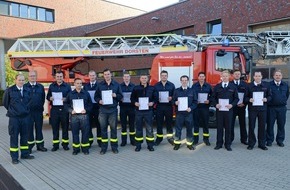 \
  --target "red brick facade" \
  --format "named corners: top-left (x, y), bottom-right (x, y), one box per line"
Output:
top-left (0, 0), bottom-right (145, 38)
top-left (88, 0), bottom-right (290, 36)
